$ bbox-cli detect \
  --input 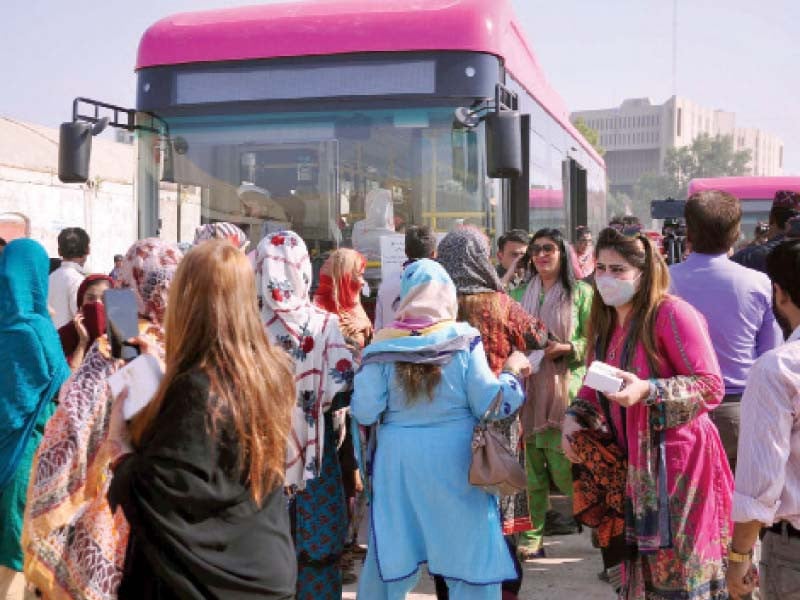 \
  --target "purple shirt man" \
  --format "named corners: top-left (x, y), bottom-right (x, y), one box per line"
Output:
top-left (670, 253), bottom-right (782, 396)
top-left (670, 189), bottom-right (783, 474)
